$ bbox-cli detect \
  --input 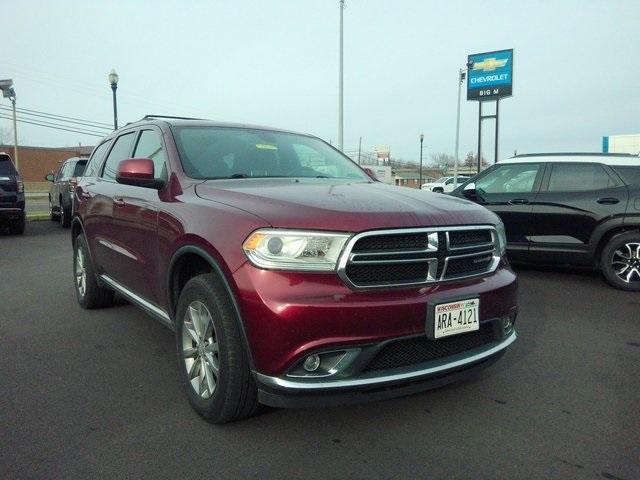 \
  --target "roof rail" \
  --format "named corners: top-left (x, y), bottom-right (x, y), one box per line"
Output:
top-left (512, 152), bottom-right (638, 158)
top-left (141, 115), bottom-right (205, 121)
